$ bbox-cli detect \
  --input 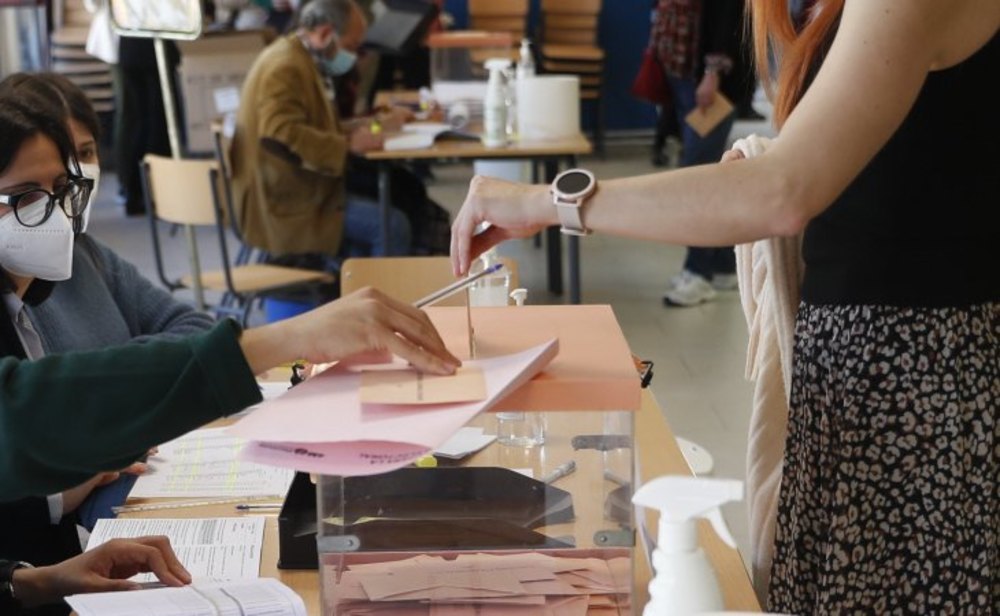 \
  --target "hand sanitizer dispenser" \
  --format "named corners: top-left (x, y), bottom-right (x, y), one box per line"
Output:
top-left (632, 476), bottom-right (744, 615)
